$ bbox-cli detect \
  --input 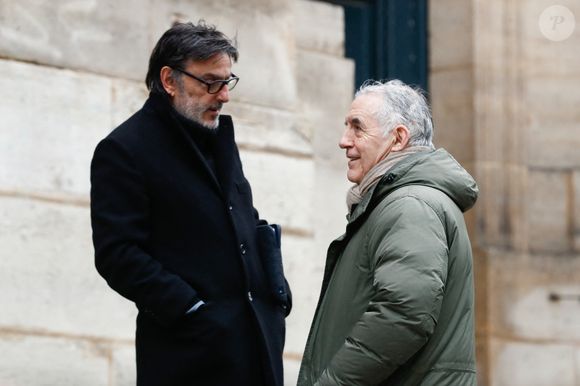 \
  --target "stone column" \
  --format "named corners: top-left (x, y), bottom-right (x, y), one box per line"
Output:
top-left (432, 0), bottom-right (580, 384)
